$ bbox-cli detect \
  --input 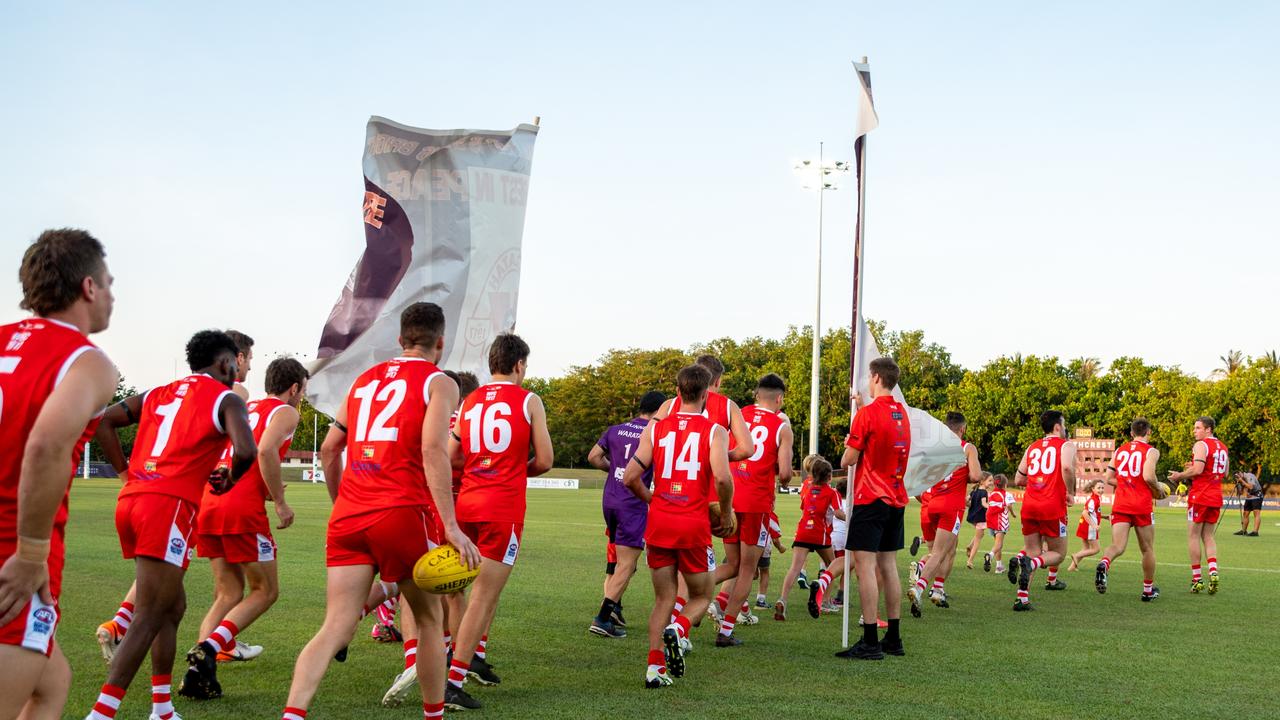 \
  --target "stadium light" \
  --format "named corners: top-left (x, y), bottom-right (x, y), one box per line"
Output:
top-left (793, 143), bottom-right (849, 456)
